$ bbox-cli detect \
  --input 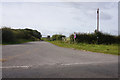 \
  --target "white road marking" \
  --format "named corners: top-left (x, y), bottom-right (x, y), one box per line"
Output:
top-left (1, 61), bottom-right (117, 69)
top-left (61, 62), bottom-right (99, 66)
top-left (0, 66), bottom-right (30, 69)
top-left (60, 61), bottom-right (117, 66)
